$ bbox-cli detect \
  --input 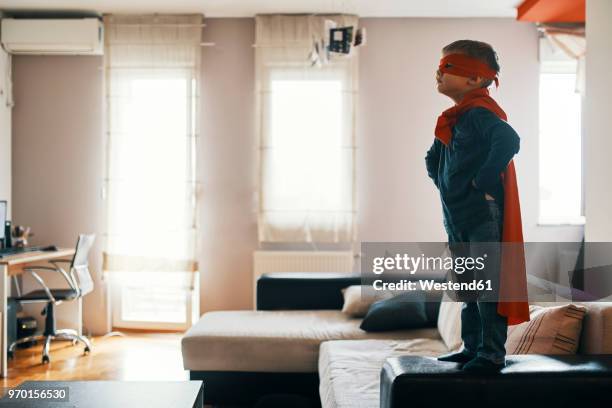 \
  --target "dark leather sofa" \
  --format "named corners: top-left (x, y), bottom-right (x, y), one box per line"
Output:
top-left (381, 354), bottom-right (612, 408)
